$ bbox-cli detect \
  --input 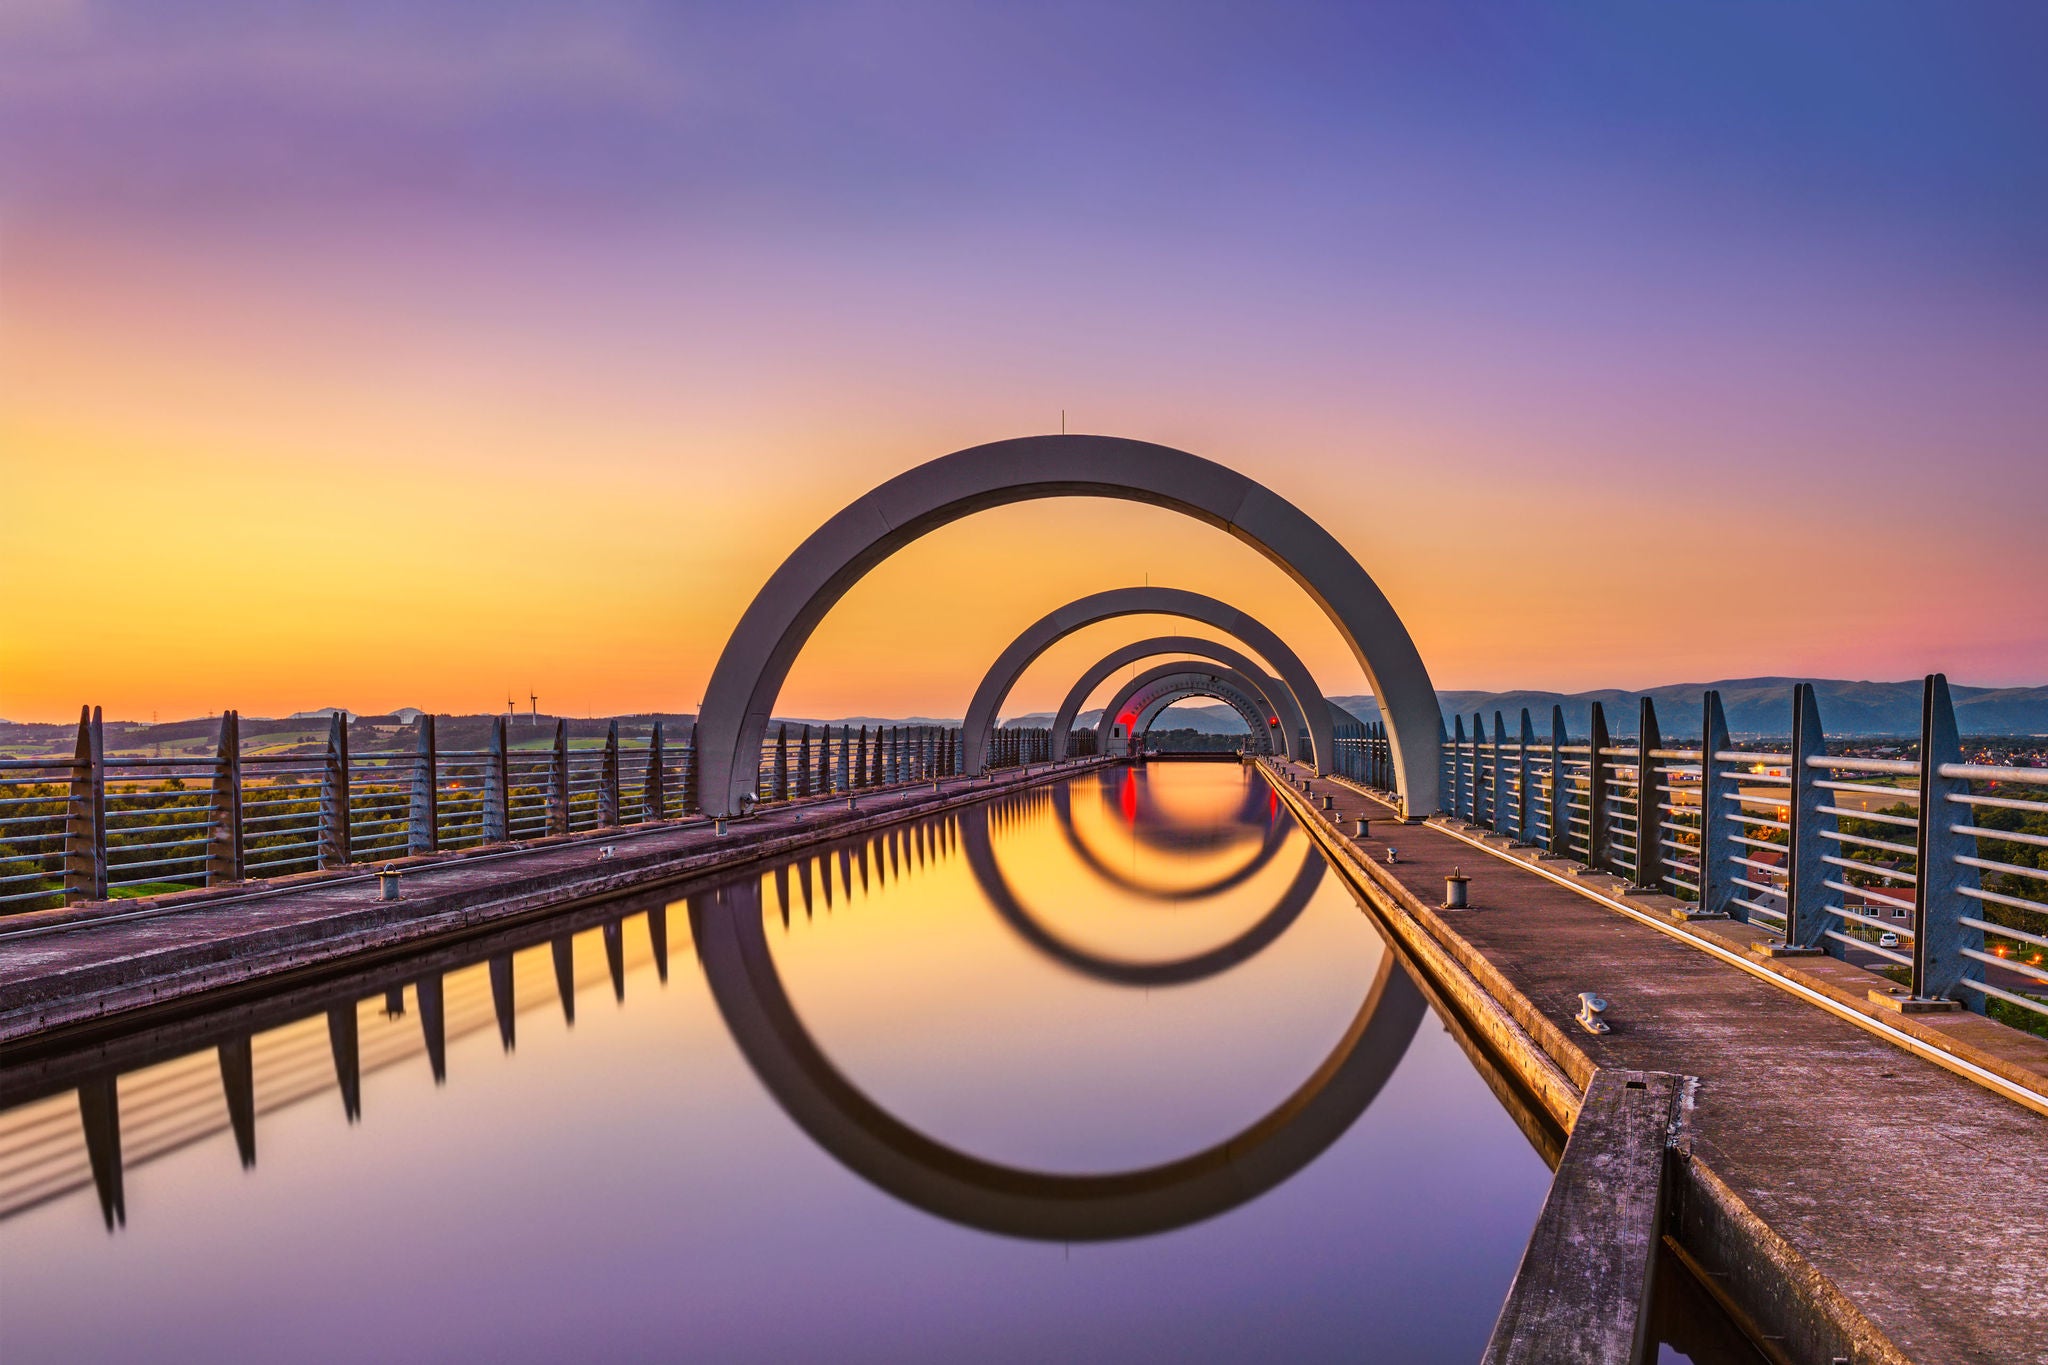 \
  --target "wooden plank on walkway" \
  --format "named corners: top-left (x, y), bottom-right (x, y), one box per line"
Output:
top-left (1482, 1068), bottom-right (1688, 1365)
